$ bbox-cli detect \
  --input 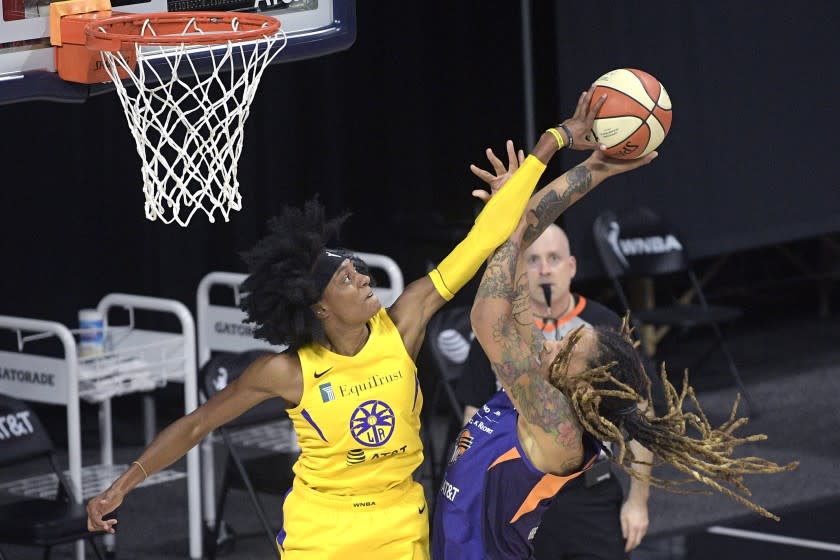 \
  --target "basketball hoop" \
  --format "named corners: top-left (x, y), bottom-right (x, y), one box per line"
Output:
top-left (70, 11), bottom-right (285, 226)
